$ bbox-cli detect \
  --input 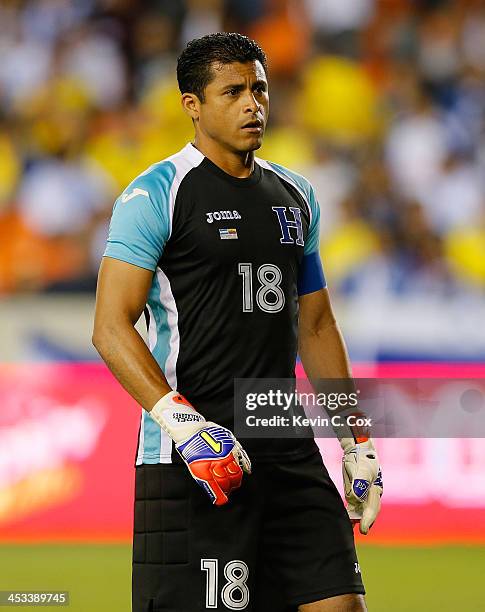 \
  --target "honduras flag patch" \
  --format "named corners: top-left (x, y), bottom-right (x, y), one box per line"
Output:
top-left (219, 228), bottom-right (238, 240)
